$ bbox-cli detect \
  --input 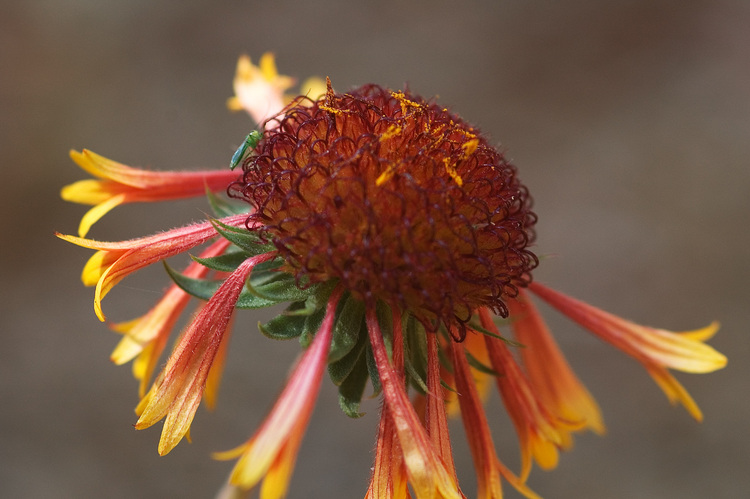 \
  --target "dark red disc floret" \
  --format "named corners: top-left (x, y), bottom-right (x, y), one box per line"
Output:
top-left (229, 83), bottom-right (537, 329)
